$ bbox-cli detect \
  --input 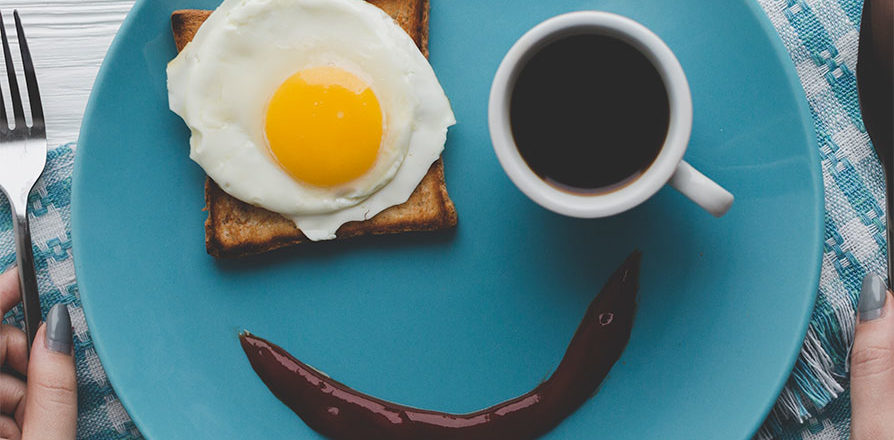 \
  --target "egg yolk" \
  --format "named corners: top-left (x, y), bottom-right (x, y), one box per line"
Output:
top-left (265, 67), bottom-right (383, 187)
